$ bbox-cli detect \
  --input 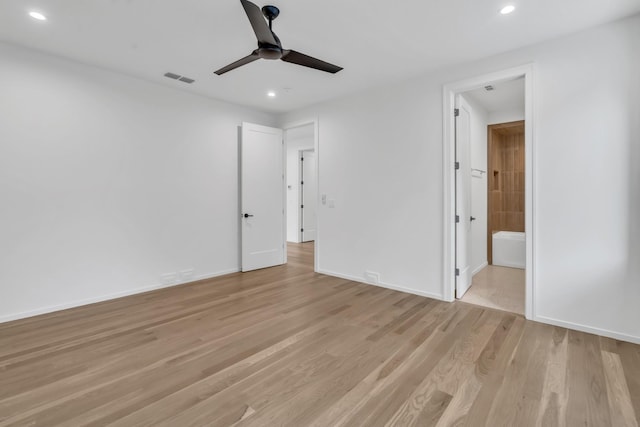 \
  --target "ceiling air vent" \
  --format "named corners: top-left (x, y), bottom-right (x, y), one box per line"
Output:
top-left (163, 72), bottom-right (195, 84)
top-left (484, 85), bottom-right (495, 91)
